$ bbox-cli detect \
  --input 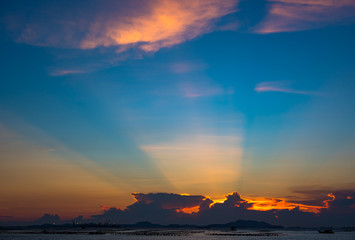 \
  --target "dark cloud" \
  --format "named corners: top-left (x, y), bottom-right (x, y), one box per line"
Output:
top-left (1, 190), bottom-right (354, 227)
top-left (89, 191), bottom-right (355, 227)
top-left (289, 186), bottom-right (355, 212)
top-left (90, 192), bottom-right (212, 225)
top-left (131, 192), bottom-right (206, 210)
